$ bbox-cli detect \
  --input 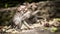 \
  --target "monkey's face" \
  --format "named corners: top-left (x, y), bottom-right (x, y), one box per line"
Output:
top-left (17, 5), bottom-right (28, 13)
